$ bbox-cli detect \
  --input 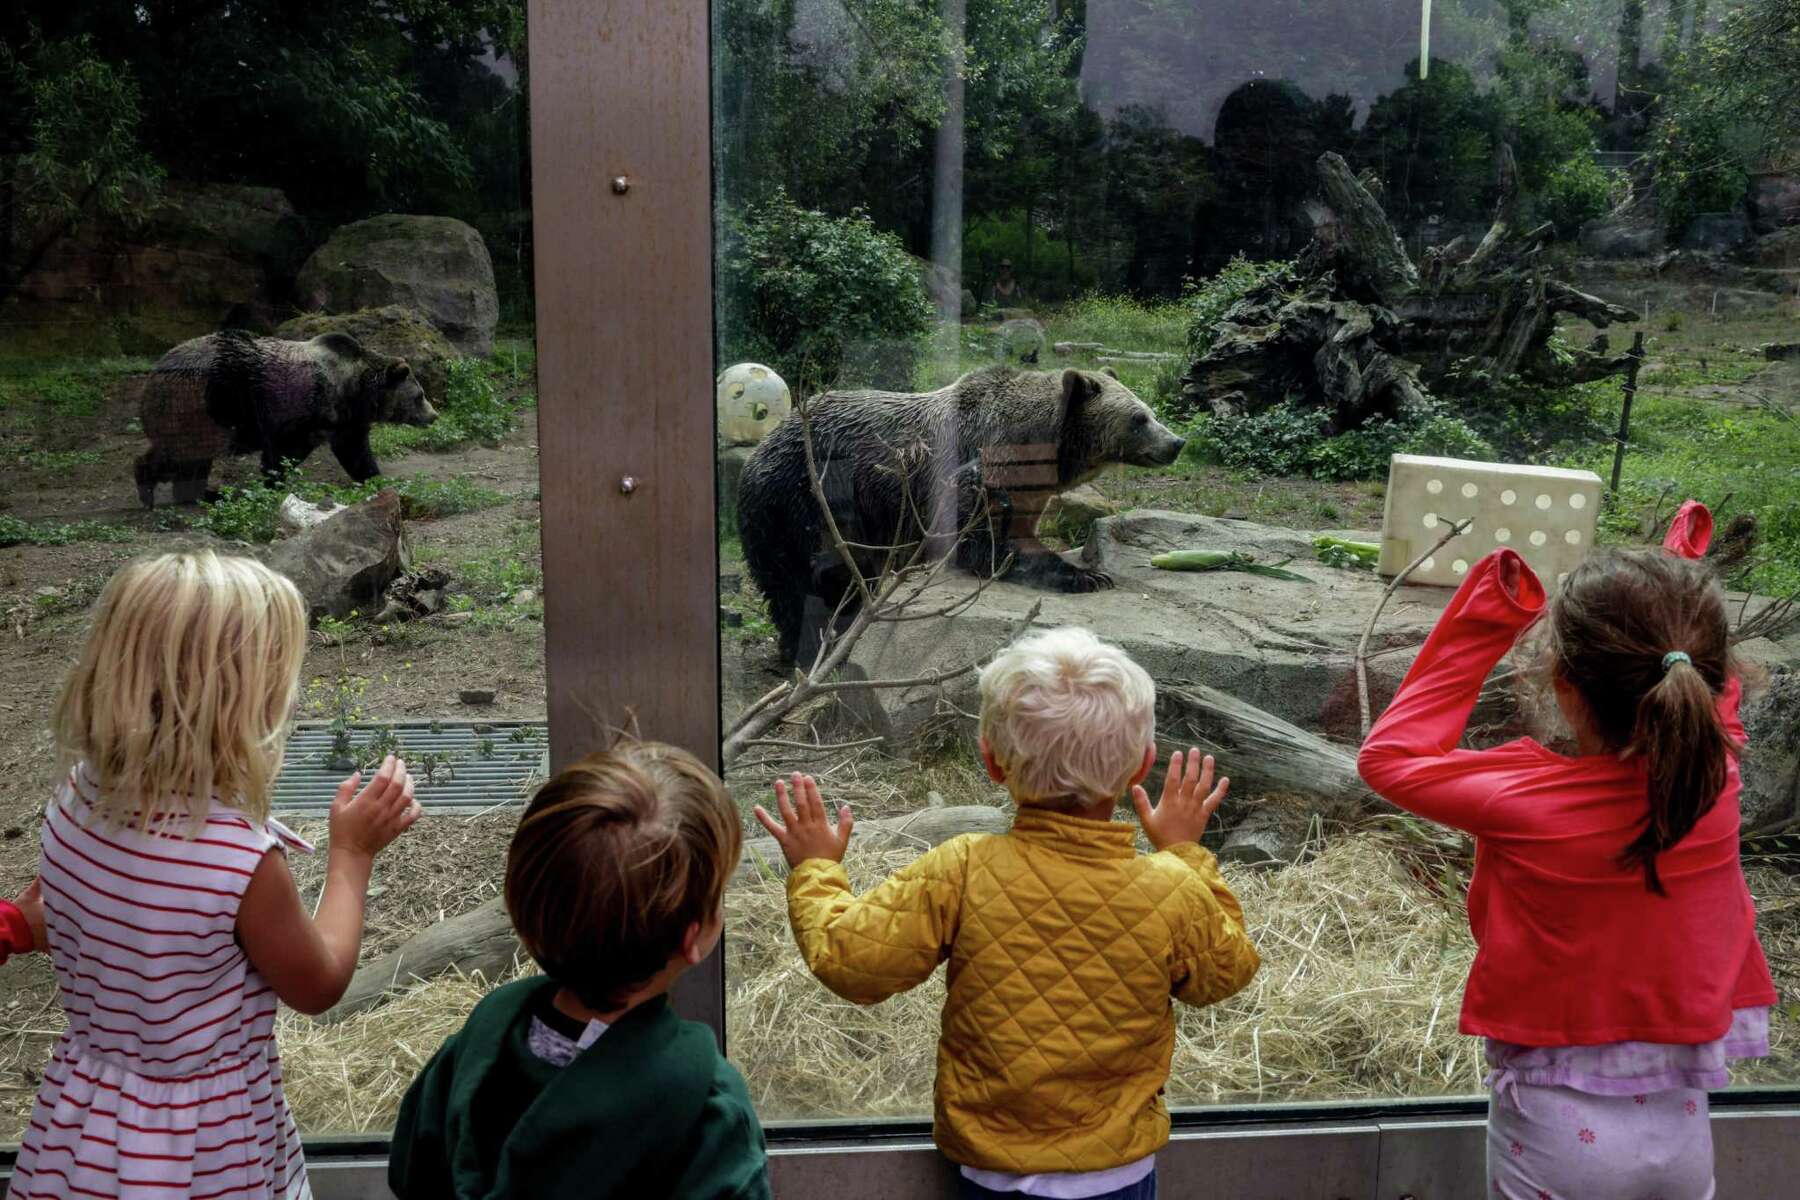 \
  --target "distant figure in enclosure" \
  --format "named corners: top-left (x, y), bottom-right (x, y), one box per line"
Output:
top-left (391, 740), bottom-right (772, 1200)
top-left (755, 627), bottom-right (1260, 1199)
top-left (737, 367), bottom-right (1185, 665)
top-left (990, 259), bottom-right (1023, 307)
top-left (15, 551), bottom-right (421, 1199)
top-left (1359, 502), bottom-right (1774, 1200)
top-left (134, 329), bottom-right (437, 507)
